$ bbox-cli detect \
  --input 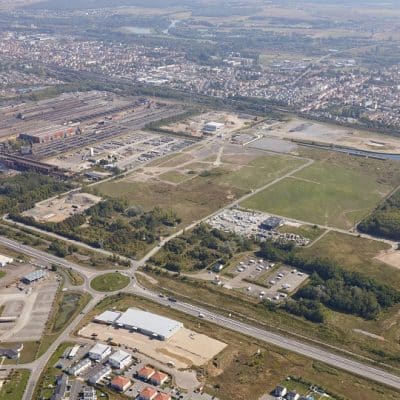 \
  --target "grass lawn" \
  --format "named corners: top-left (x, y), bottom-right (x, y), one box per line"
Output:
top-left (213, 154), bottom-right (306, 192)
top-left (36, 290), bottom-right (91, 358)
top-left (241, 156), bottom-right (397, 229)
top-left (0, 369), bottom-right (30, 400)
top-left (76, 292), bottom-right (400, 400)
top-left (59, 267), bottom-right (84, 286)
top-left (0, 271), bottom-right (5, 280)
top-left (2, 341), bottom-right (40, 364)
top-left (90, 272), bottom-right (130, 292)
